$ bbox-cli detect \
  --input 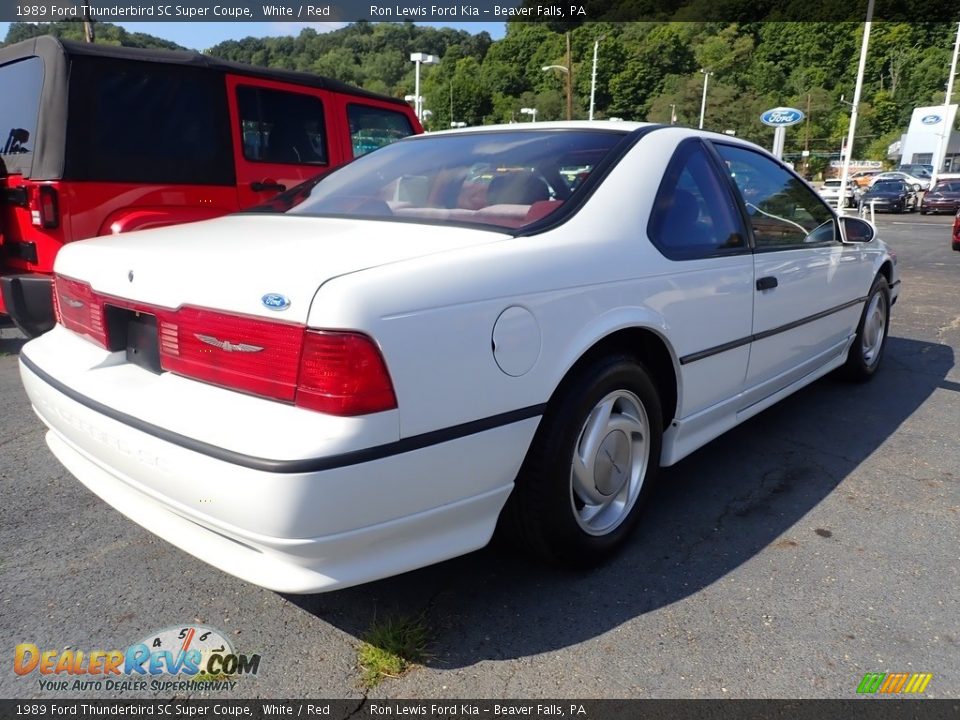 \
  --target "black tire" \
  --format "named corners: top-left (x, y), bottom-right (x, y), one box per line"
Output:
top-left (843, 275), bottom-right (890, 382)
top-left (503, 354), bottom-right (663, 568)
